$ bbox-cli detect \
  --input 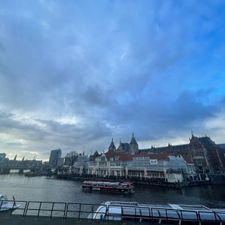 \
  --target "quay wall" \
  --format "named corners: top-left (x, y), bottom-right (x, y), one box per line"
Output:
top-left (1, 215), bottom-right (122, 225)
top-left (56, 174), bottom-right (214, 188)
